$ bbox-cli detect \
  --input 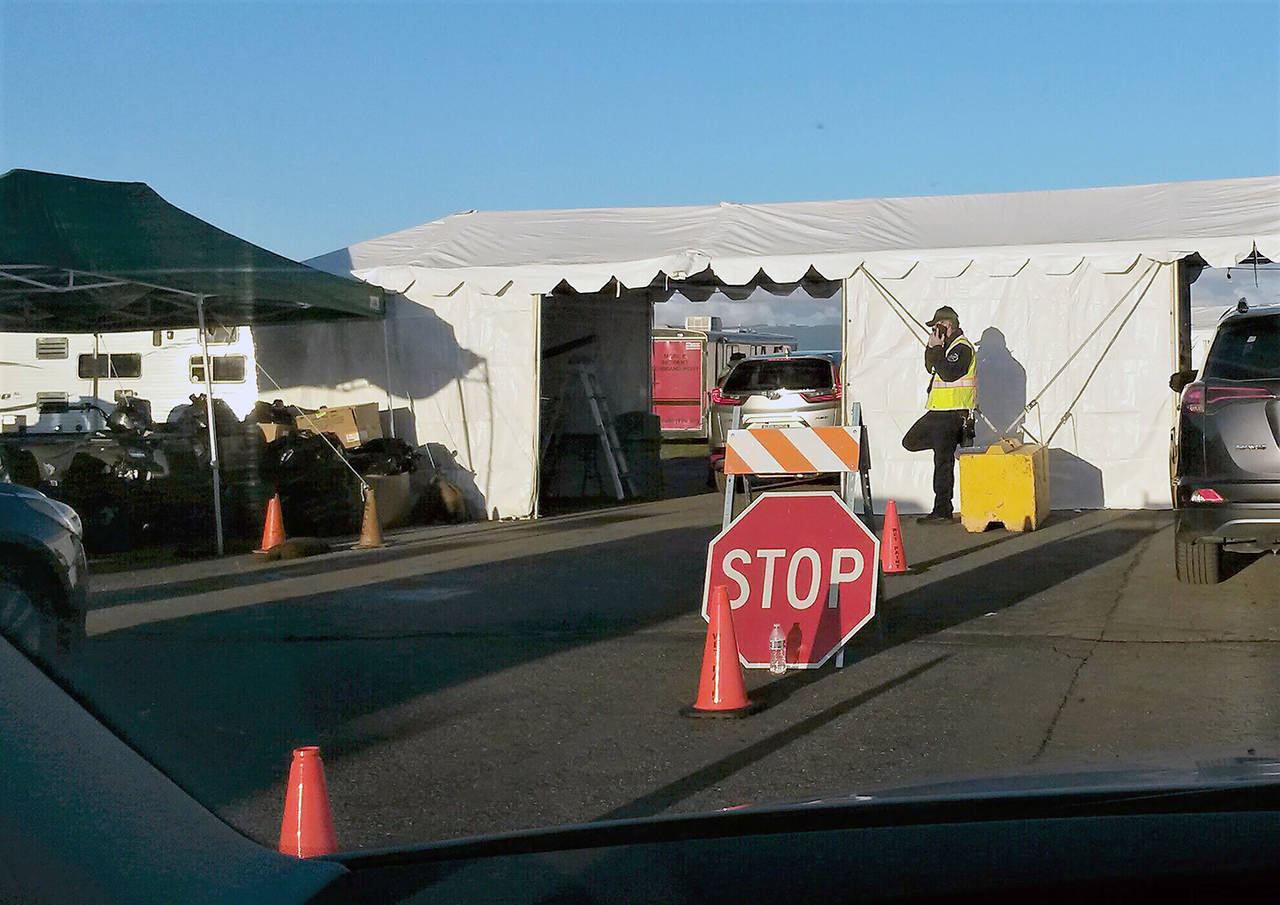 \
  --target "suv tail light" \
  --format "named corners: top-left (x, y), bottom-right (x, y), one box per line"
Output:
top-left (800, 385), bottom-right (842, 404)
top-left (1190, 488), bottom-right (1225, 503)
top-left (1181, 382), bottom-right (1205, 414)
top-left (1186, 381), bottom-right (1277, 414)
top-left (710, 387), bottom-right (745, 406)
top-left (1206, 384), bottom-right (1277, 406)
